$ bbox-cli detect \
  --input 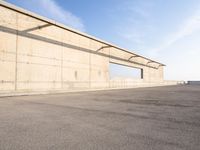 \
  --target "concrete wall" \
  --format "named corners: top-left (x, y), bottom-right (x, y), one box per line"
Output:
top-left (187, 81), bottom-right (200, 85)
top-left (0, 2), bottom-right (178, 95)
